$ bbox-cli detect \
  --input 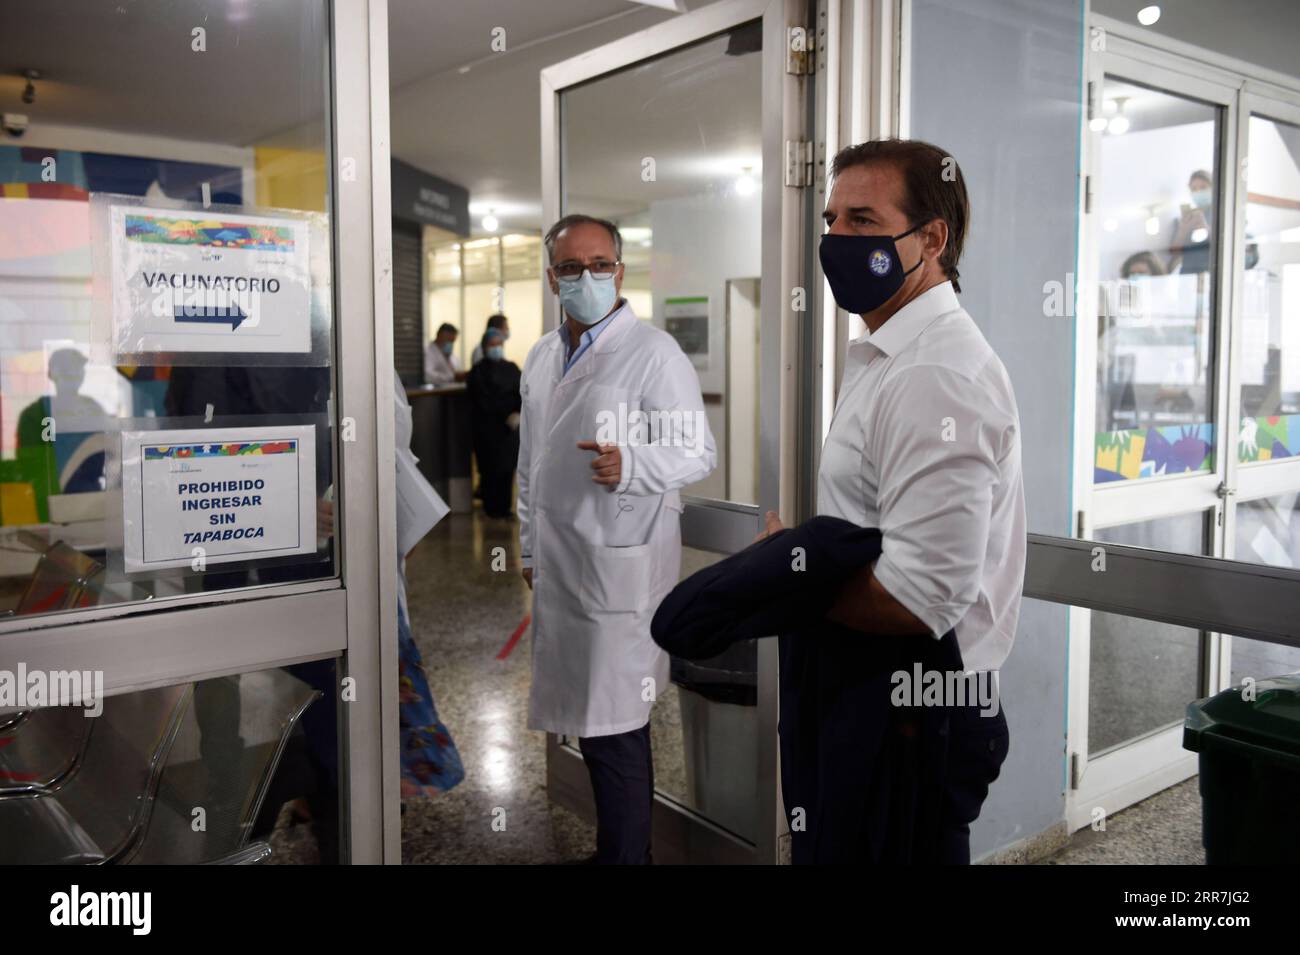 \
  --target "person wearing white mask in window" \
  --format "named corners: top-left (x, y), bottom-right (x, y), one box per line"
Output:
top-left (517, 214), bottom-right (716, 864)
